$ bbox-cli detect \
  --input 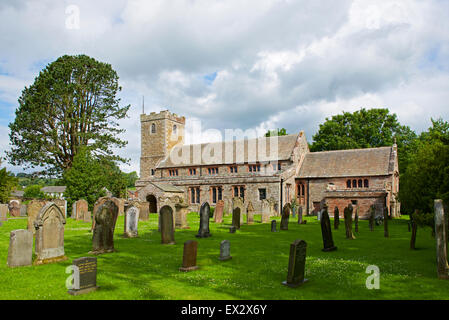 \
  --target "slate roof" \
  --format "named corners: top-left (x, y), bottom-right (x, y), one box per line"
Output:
top-left (298, 146), bottom-right (394, 178)
top-left (41, 186), bottom-right (67, 193)
top-left (157, 134), bottom-right (299, 168)
top-left (150, 182), bottom-right (184, 193)
top-left (10, 190), bottom-right (25, 197)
